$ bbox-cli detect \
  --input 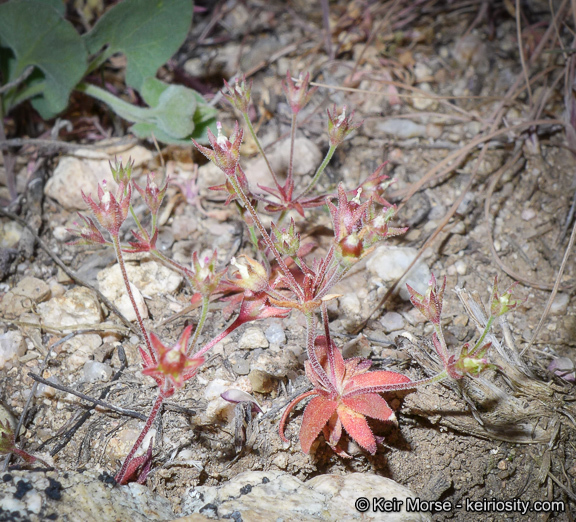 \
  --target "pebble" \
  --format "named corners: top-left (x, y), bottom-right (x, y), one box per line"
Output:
top-left (238, 327), bottom-right (269, 350)
top-left (521, 208), bottom-right (536, 221)
top-left (82, 361), bottom-right (113, 382)
top-left (97, 260), bottom-right (182, 321)
top-left (0, 221), bottom-right (23, 249)
top-left (200, 378), bottom-right (252, 425)
top-left (182, 471), bottom-right (431, 521)
top-left (0, 330), bottom-right (26, 370)
top-left (372, 119), bottom-right (428, 139)
top-left (37, 287), bottom-right (102, 328)
top-left (380, 311), bottom-right (405, 332)
top-left (0, 277), bottom-right (51, 319)
top-left (366, 246), bottom-right (432, 301)
top-left (454, 259), bottom-right (467, 275)
top-left (64, 334), bottom-right (104, 370)
top-left (411, 83), bottom-right (437, 111)
top-left (248, 369), bottom-right (278, 394)
top-left (264, 322), bottom-right (286, 345)
top-left (550, 293), bottom-right (569, 315)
